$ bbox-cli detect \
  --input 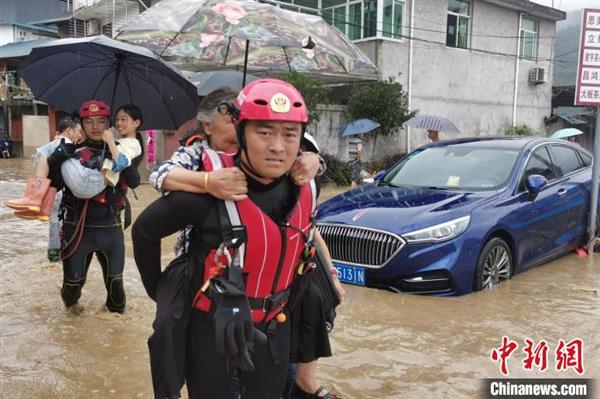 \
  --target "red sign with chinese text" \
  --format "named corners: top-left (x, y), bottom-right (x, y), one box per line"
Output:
top-left (575, 9), bottom-right (600, 106)
top-left (490, 337), bottom-right (585, 376)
